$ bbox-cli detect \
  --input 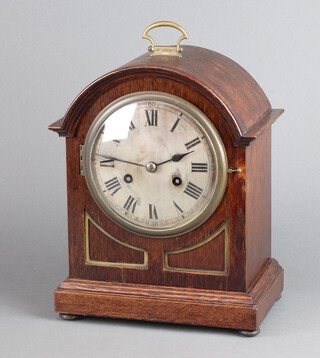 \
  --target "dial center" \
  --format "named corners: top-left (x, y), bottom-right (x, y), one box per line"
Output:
top-left (146, 161), bottom-right (157, 173)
